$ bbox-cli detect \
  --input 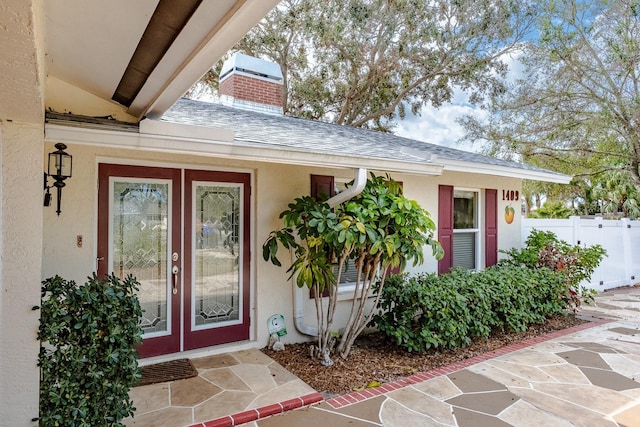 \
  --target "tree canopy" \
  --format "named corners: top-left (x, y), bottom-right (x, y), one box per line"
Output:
top-left (191, 0), bottom-right (535, 132)
top-left (461, 0), bottom-right (640, 213)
